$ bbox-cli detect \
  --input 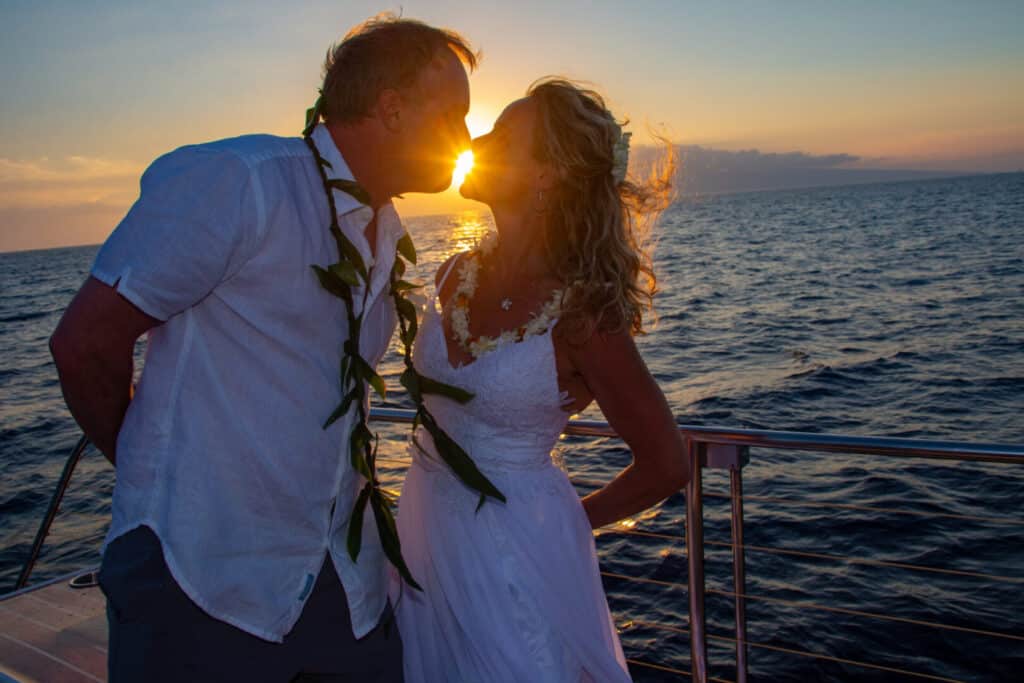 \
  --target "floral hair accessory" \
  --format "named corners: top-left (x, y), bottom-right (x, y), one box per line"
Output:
top-left (611, 124), bottom-right (631, 185)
